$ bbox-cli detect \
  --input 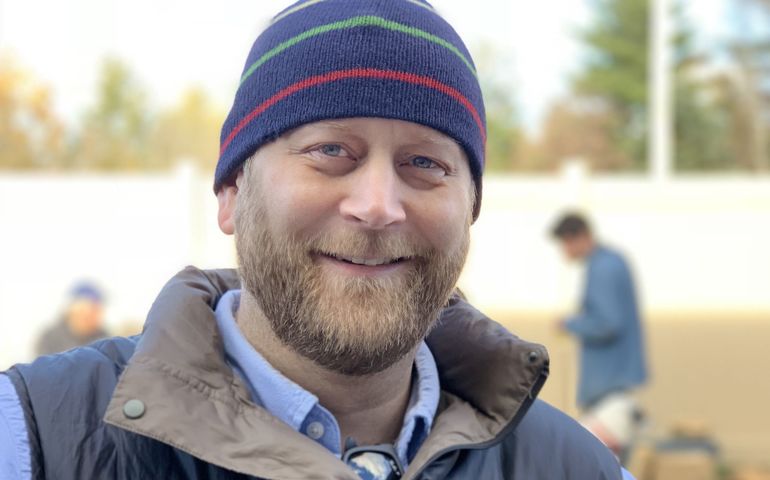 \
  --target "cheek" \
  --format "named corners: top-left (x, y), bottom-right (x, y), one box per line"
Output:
top-left (411, 194), bottom-right (471, 252)
top-left (261, 168), bottom-right (338, 235)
